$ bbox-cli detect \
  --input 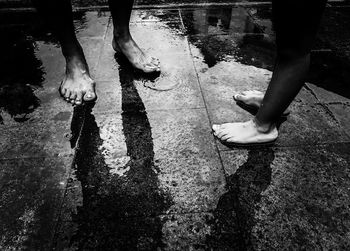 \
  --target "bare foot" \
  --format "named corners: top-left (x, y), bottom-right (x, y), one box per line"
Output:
top-left (112, 36), bottom-right (160, 73)
top-left (60, 58), bottom-right (96, 105)
top-left (234, 90), bottom-right (290, 116)
top-left (212, 119), bottom-right (278, 145)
